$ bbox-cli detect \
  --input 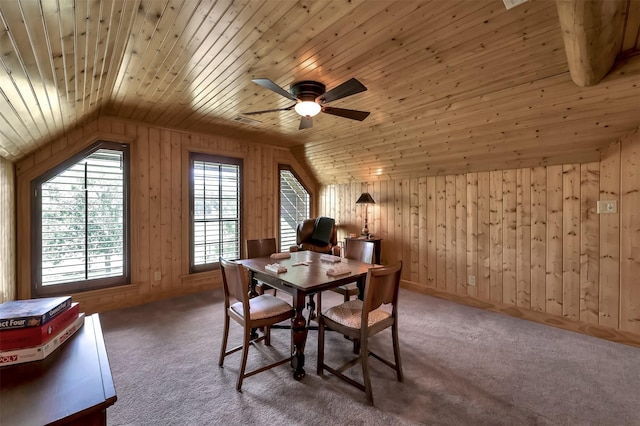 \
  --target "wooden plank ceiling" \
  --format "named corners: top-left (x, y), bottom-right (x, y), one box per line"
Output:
top-left (1, 0), bottom-right (639, 184)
